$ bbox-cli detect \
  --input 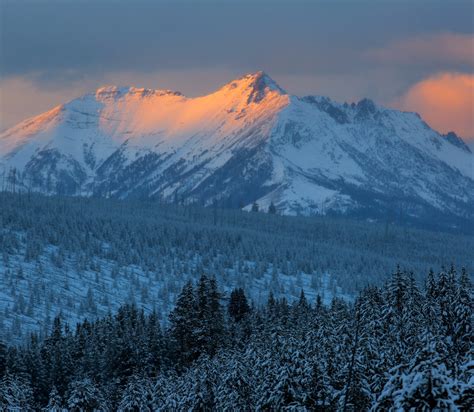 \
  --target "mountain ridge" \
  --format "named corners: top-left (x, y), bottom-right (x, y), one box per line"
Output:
top-left (1, 72), bottom-right (473, 231)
